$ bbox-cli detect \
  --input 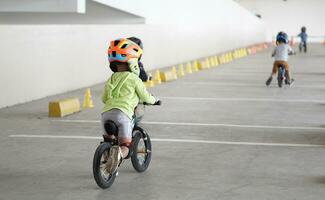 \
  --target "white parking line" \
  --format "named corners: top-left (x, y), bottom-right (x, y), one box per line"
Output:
top-left (160, 96), bottom-right (325, 104)
top-left (142, 121), bottom-right (325, 130)
top-left (8, 134), bottom-right (325, 148)
top-left (181, 81), bottom-right (325, 89)
top-left (52, 119), bottom-right (325, 131)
